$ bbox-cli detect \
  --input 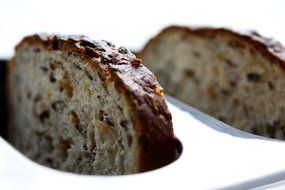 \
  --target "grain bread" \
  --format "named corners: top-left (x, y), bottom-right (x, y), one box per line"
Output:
top-left (7, 34), bottom-right (178, 175)
top-left (138, 26), bottom-right (285, 139)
